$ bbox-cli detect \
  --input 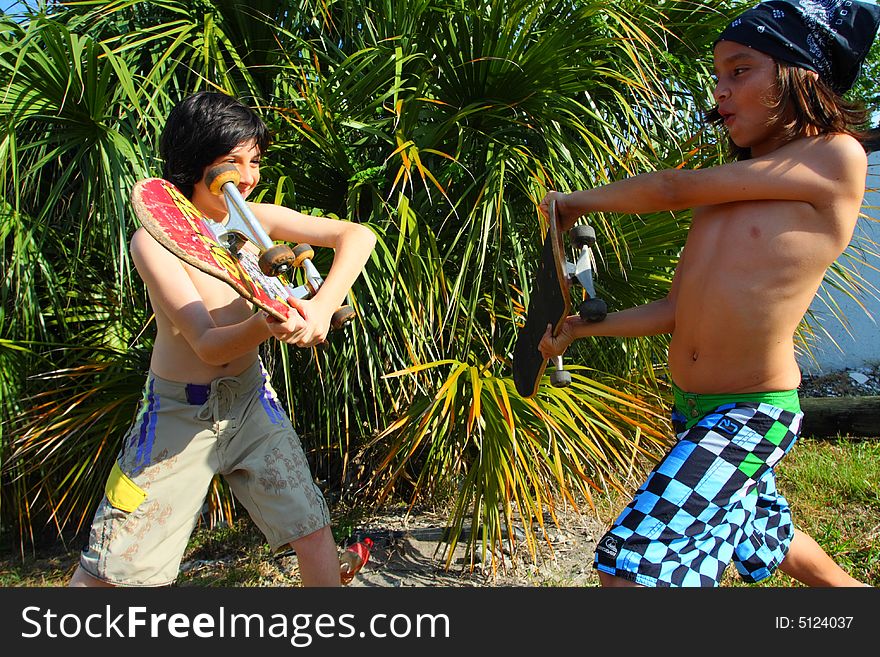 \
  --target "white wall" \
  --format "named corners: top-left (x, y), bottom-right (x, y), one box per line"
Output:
top-left (798, 151), bottom-right (880, 375)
